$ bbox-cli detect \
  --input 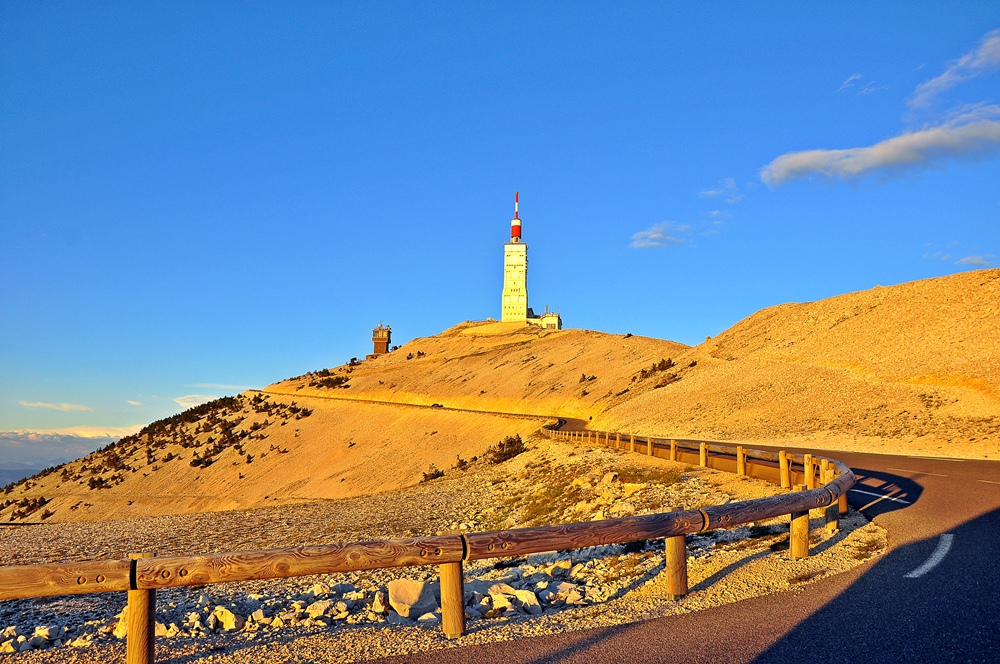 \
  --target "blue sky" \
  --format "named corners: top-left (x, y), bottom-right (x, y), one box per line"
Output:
top-left (2, 3), bottom-right (999, 463)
